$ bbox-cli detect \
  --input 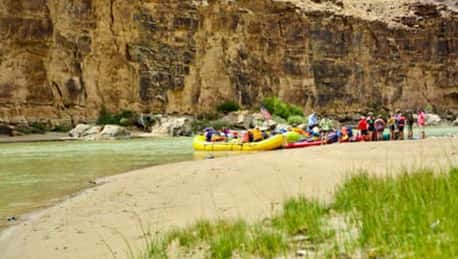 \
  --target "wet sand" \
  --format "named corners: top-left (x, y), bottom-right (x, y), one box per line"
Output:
top-left (0, 137), bottom-right (457, 259)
